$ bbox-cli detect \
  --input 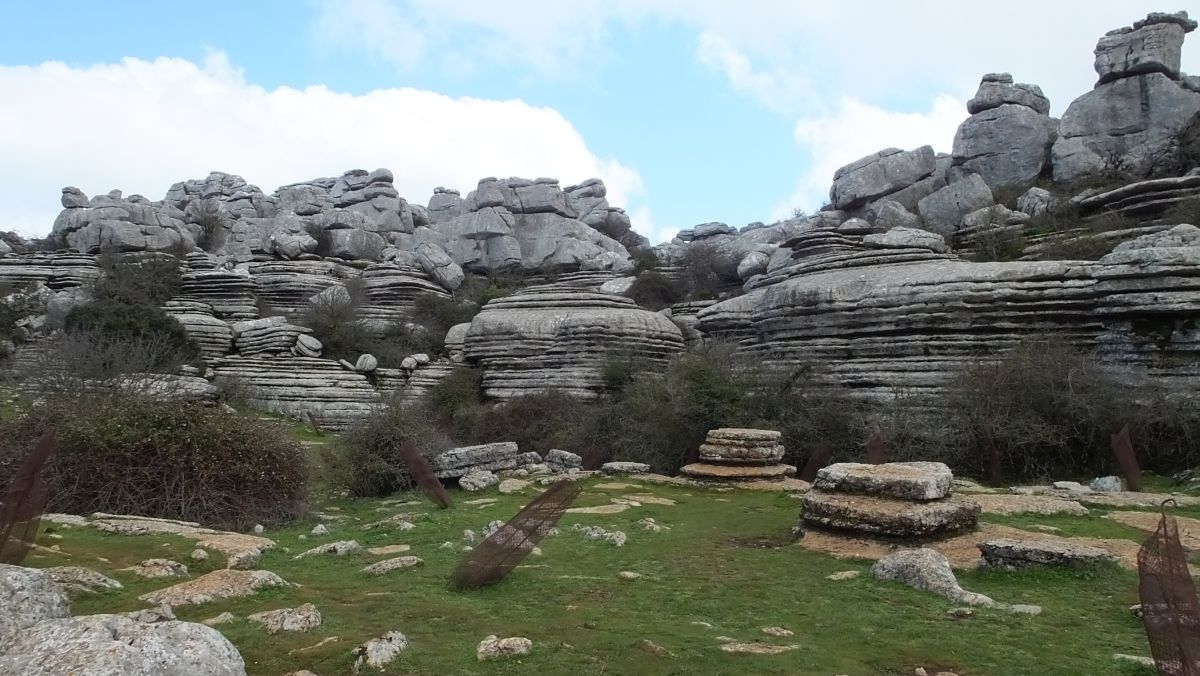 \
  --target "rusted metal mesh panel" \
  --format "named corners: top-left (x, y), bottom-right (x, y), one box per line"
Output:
top-left (1138, 502), bottom-right (1200, 676)
top-left (1112, 424), bottom-right (1144, 492)
top-left (450, 479), bottom-right (582, 590)
top-left (799, 444), bottom-right (833, 483)
top-left (397, 442), bottom-right (451, 509)
top-left (0, 431), bottom-right (57, 565)
top-left (865, 433), bottom-right (885, 465)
